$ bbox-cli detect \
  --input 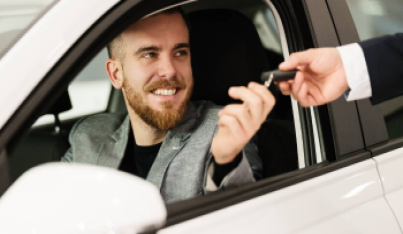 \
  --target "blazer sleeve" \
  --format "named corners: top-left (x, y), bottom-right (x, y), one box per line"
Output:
top-left (60, 118), bottom-right (85, 163)
top-left (359, 33), bottom-right (403, 104)
top-left (203, 134), bottom-right (263, 193)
